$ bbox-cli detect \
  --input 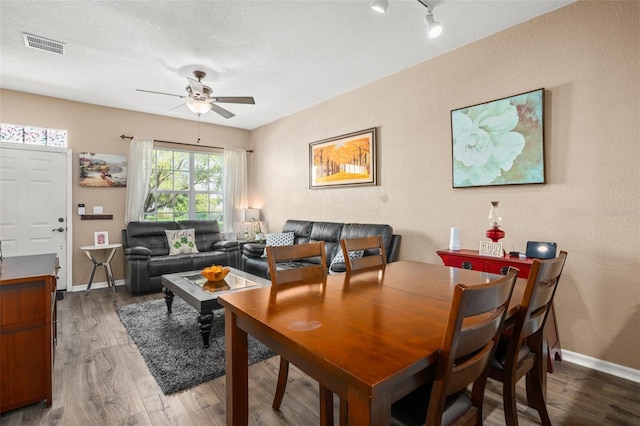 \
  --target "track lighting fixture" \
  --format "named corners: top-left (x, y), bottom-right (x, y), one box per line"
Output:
top-left (418, 1), bottom-right (442, 38)
top-left (424, 8), bottom-right (443, 38)
top-left (370, 0), bottom-right (388, 14)
top-left (371, 0), bottom-right (443, 39)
